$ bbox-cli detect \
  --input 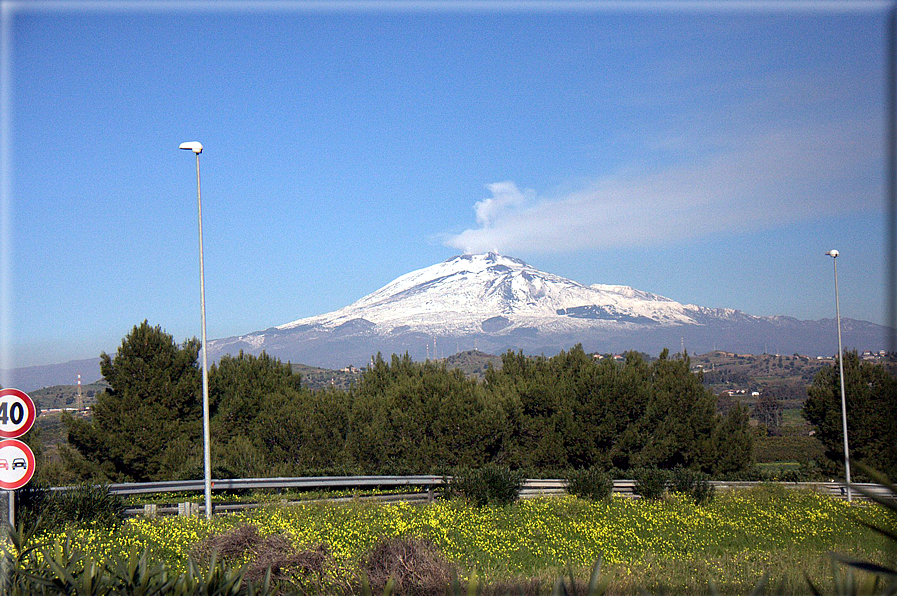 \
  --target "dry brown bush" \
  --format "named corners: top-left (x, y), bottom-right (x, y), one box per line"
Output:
top-left (191, 524), bottom-right (262, 563)
top-left (358, 537), bottom-right (455, 595)
top-left (190, 524), bottom-right (337, 587)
